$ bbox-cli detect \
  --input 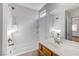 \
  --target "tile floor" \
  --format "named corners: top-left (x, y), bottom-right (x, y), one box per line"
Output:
top-left (19, 50), bottom-right (38, 56)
